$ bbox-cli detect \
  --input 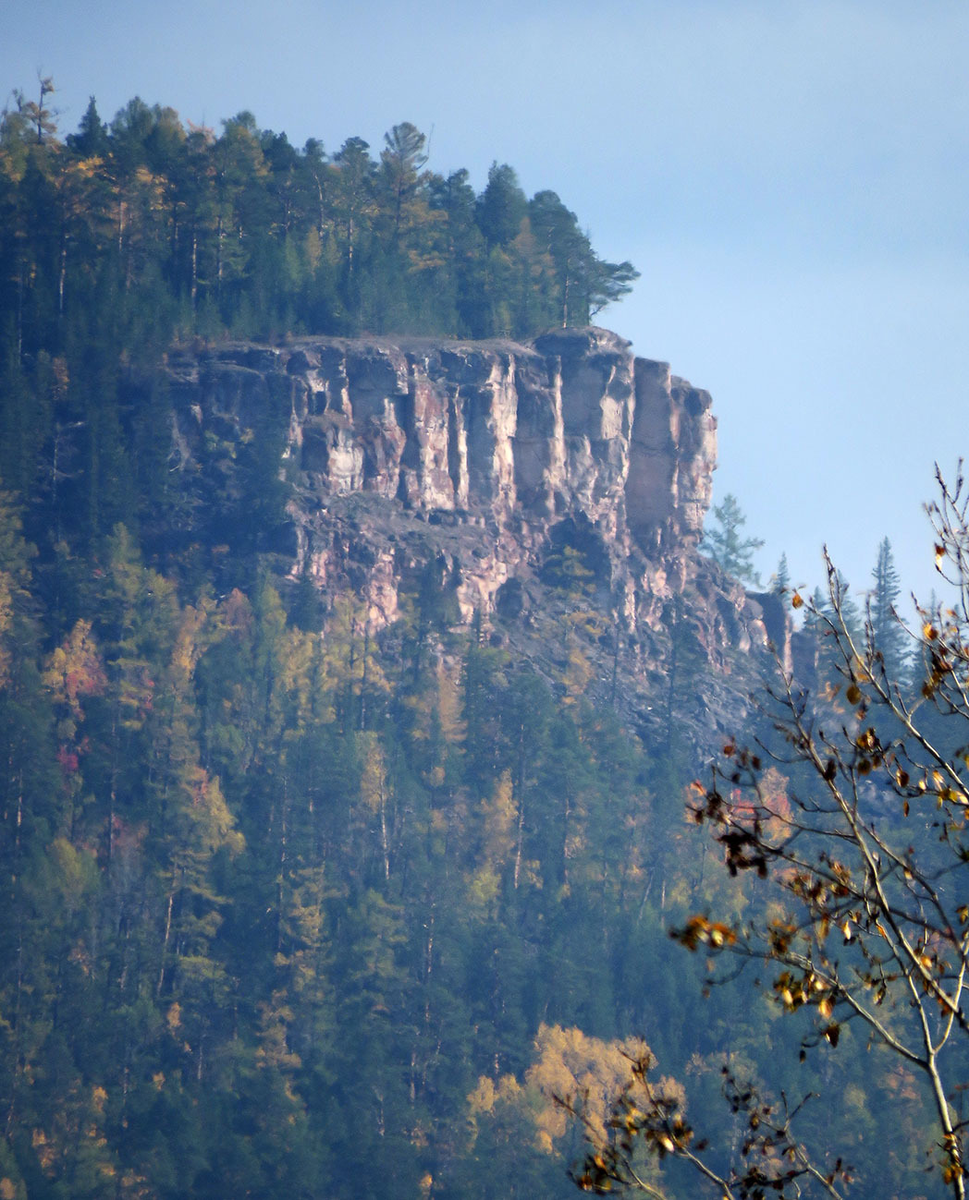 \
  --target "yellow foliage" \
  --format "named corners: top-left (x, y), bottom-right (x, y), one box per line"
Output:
top-left (467, 1024), bottom-right (660, 1160)
top-left (0, 573), bottom-right (13, 688)
top-left (566, 609), bottom-right (608, 639)
top-left (42, 619), bottom-right (107, 716)
top-left (320, 596), bottom-right (390, 700)
top-left (525, 1024), bottom-right (654, 1148)
top-left (467, 1076), bottom-right (496, 1115)
top-left (562, 643), bottom-right (593, 702)
top-left (478, 769), bottom-right (517, 868)
top-left (256, 992), bottom-right (303, 1072)
top-left (466, 864), bottom-right (501, 914)
top-left (49, 837), bottom-right (94, 900)
top-left (182, 771), bottom-right (244, 858)
top-left (467, 1073), bottom-right (524, 1121)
